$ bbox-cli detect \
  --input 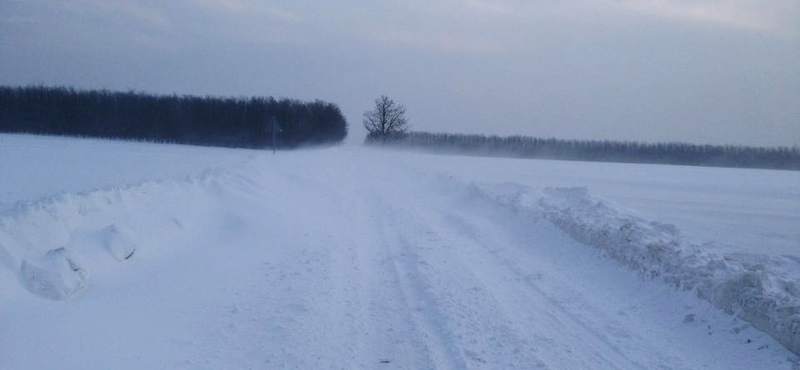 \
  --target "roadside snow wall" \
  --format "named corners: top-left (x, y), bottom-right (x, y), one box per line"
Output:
top-left (469, 183), bottom-right (800, 356)
top-left (0, 168), bottom-right (232, 301)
